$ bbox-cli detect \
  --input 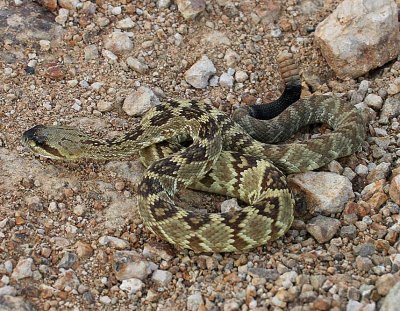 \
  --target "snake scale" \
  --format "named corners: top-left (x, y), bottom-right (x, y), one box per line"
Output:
top-left (22, 53), bottom-right (365, 252)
